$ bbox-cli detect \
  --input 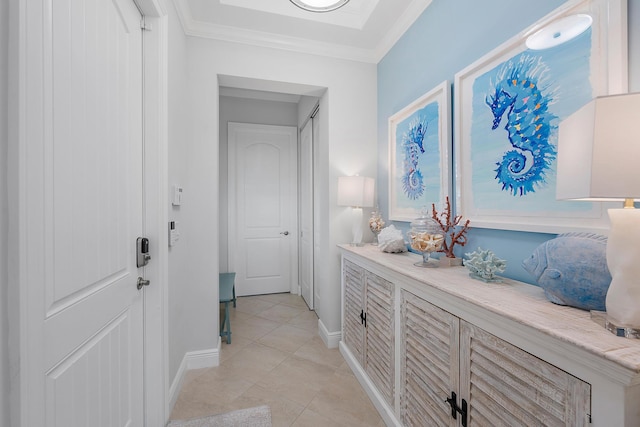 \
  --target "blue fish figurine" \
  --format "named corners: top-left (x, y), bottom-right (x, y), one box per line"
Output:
top-left (522, 233), bottom-right (611, 311)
